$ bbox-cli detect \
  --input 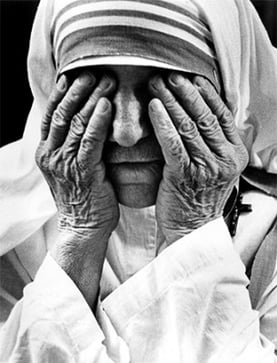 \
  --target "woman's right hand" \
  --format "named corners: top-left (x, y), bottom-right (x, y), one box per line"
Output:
top-left (35, 70), bottom-right (118, 309)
